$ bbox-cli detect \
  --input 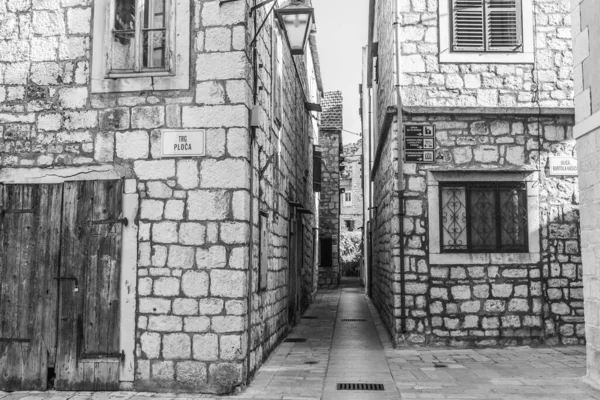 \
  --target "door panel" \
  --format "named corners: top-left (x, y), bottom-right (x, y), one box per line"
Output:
top-left (0, 184), bottom-right (62, 391)
top-left (55, 180), bottom-right (122, 391)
